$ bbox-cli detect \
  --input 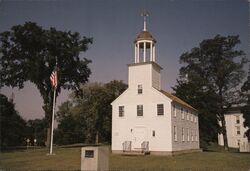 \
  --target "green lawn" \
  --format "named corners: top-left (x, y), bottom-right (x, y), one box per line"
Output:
top-left (0, 146), bottom-right (249, 170)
